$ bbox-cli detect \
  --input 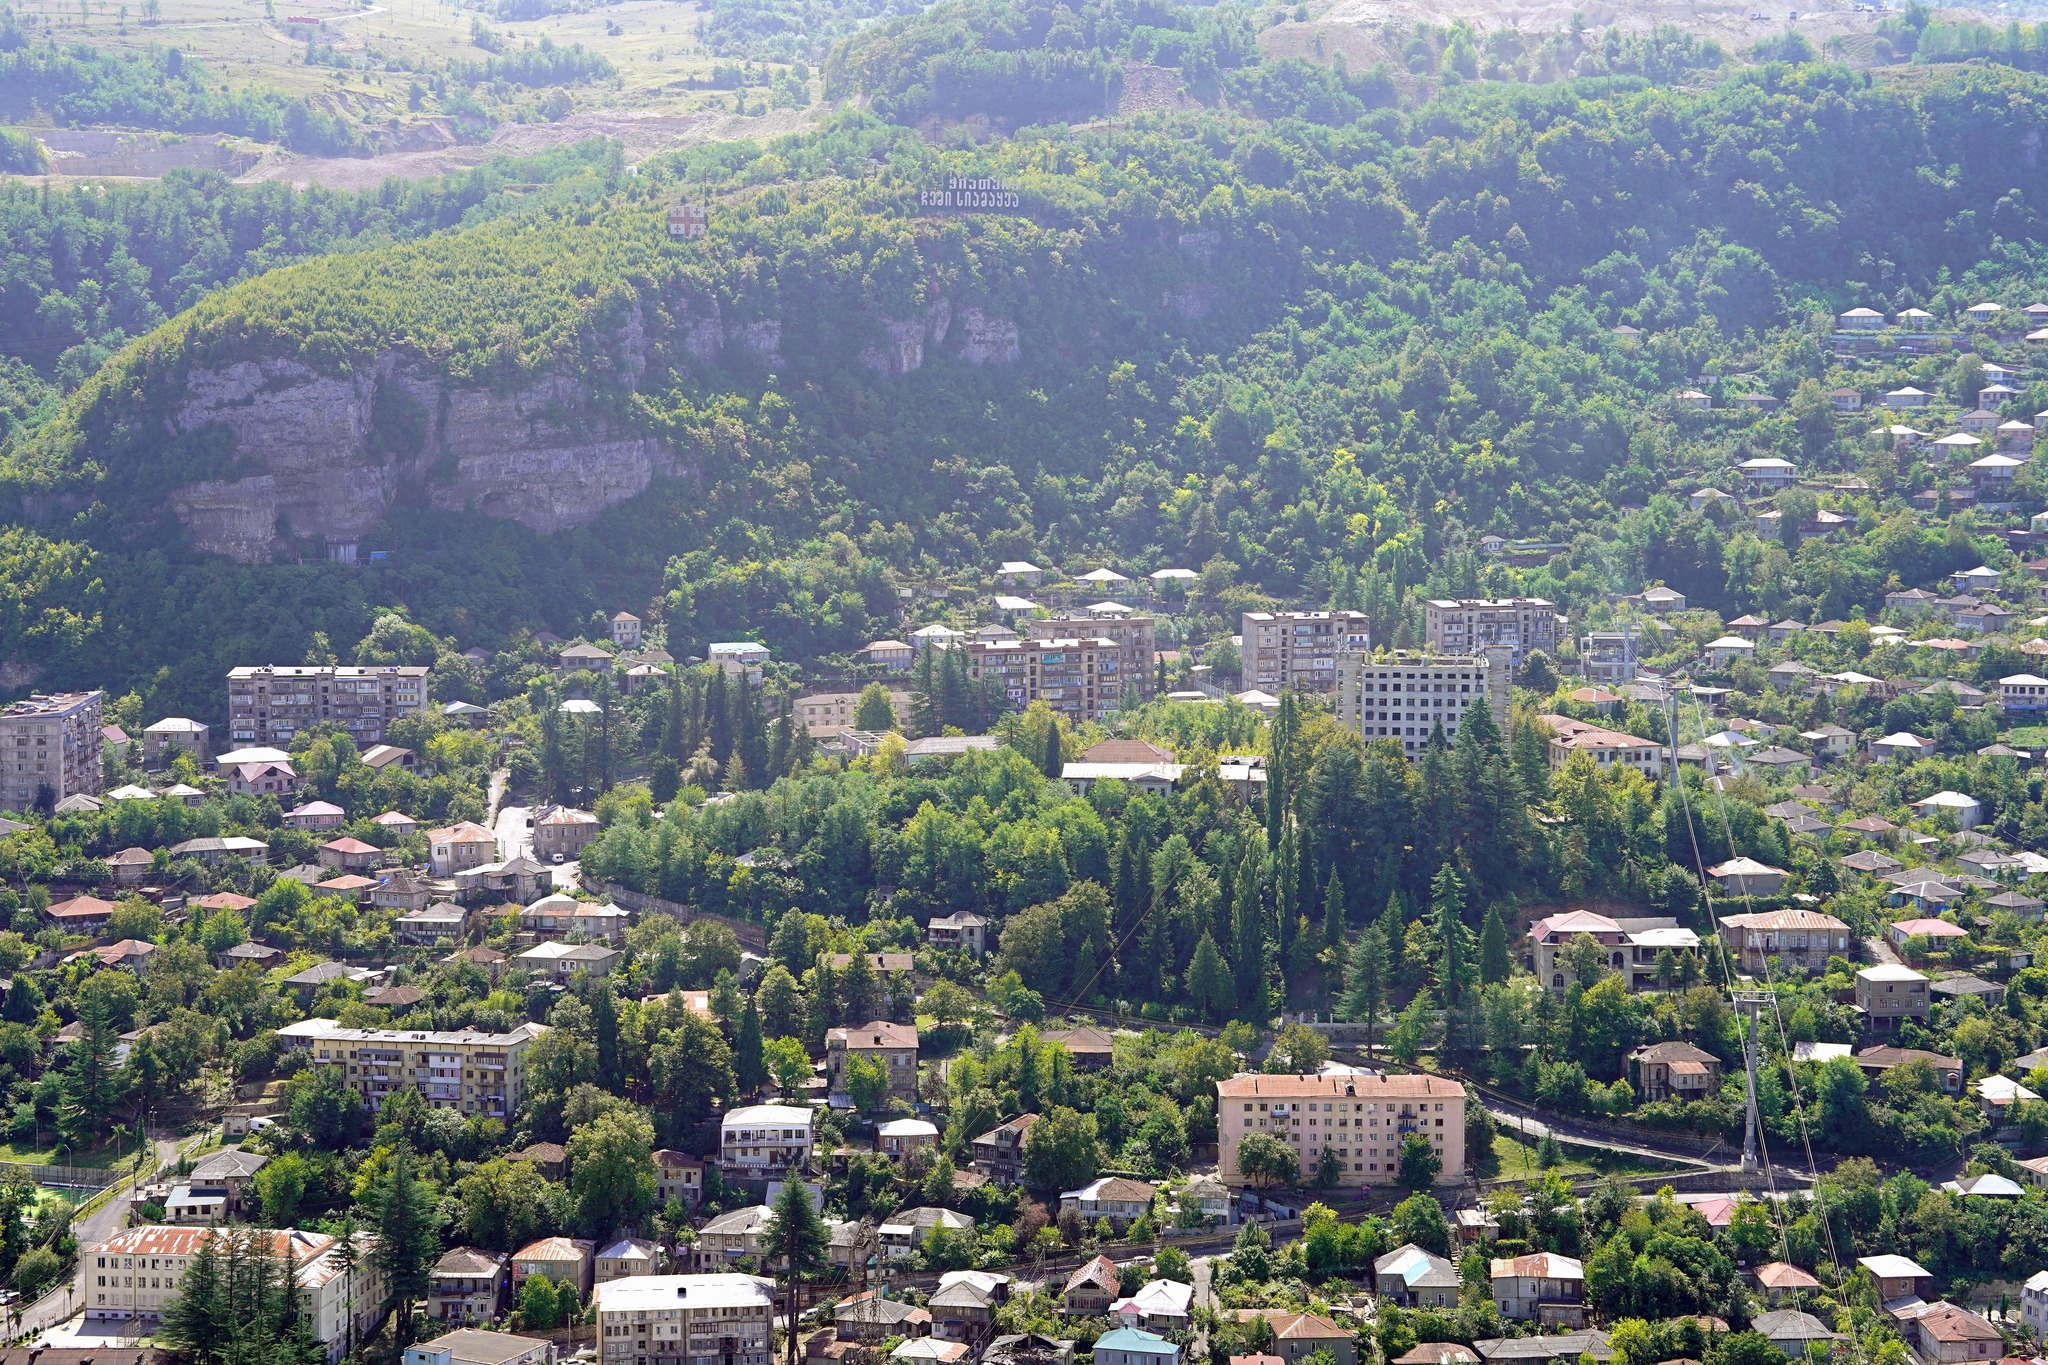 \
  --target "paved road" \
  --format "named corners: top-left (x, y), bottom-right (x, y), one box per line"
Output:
top-left (15, 1136), bottom-right (188, 1343)
top-left (493, 803), bottom-right (530, 863)
top-left (1482, 1101), bottom-right (1727, 1172)
top-left (1864, 934), bottom-right (1902, 966)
